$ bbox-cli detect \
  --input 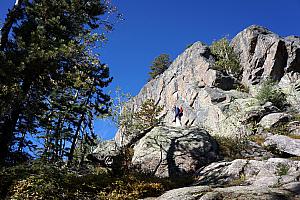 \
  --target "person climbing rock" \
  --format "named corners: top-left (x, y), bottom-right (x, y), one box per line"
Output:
top-left (173, 105), bottom-right (183, 126)
top-left (173, 105), bottom-right (180, 123)
top-left (179, 106), bottom-right (183, 120)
